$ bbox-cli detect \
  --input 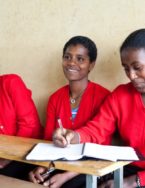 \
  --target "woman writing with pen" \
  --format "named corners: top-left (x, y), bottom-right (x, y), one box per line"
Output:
top-left (29, 36), bottom-right (110, 188)
top-left (52, 29), bottom-right (145, 187)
